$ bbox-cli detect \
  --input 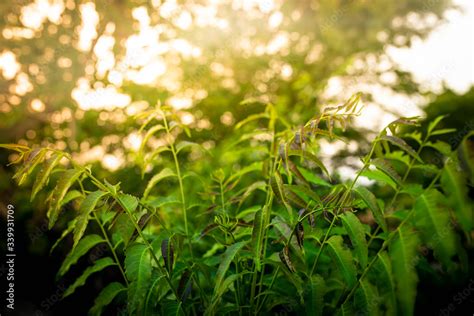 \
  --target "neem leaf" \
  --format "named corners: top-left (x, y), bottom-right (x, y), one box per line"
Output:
top-left (441, 161), bottom-right (473, 233)
top-left (427, 115), bottom-right (447, 135)
top-left (13, 148), bottom-right (47, 186)
top-left (304, 274), bottom-right (326, 316)
top-left (50, 219), bottom-right (77, 254)
top-left (63, 257), bottom-right (115, 298)
top-left (117, 193), bottom-right (139, 214)
top-left (288, 150), bottom-right (331, 180)
top-left (143, 168), bottom-right (177, 199)
top-left (354, 279), bottom-right (378, 315)
top-left (48, 168), bottom-right (84, 229)
top-left (414, 190), bottom-right (457, 268)
top-left (125, 243), bottom-right (153, 314)
top-left (326, 235), bottom-right (357, 288)
top-left (380, 135), bottom-right (422, 163)
top-left (31, 152), bottom-right (63, 200)
top-left (89, 282), bottom-right (126, 316)
top-left (251, 208), bottom-right (264, 271)
top-left (390, 227), bottom-right (419, 316)
top-left (370, 158), bottom-right (402, 187)
top-left (353, 186), bottom-right (387, 232)
top-left (213, 241), bottom-right (247, 297)
top-left (340, 212), bottom-right (368, 267)
top-left (0, 143), bottom-right (30, 152)
top-left (58, 234), bottom-right (105, 278)
top-left (73, 190), bottom-right (108, 250)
